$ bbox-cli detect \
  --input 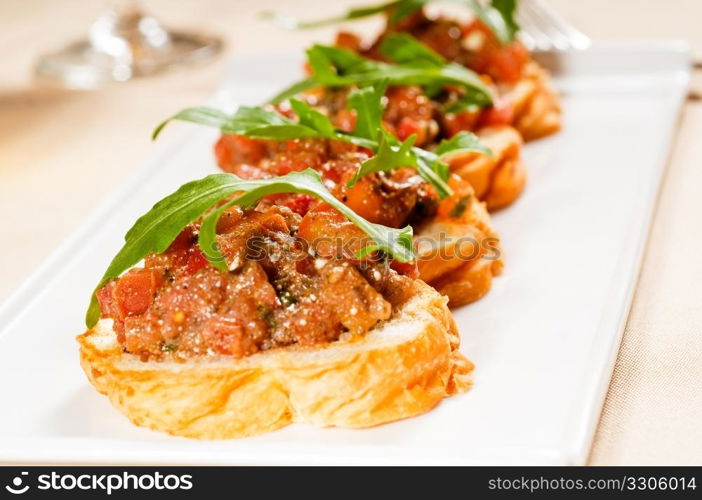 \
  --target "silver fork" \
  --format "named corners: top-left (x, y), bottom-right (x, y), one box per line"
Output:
top-left (518, 0), bottom-right (591, 52)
